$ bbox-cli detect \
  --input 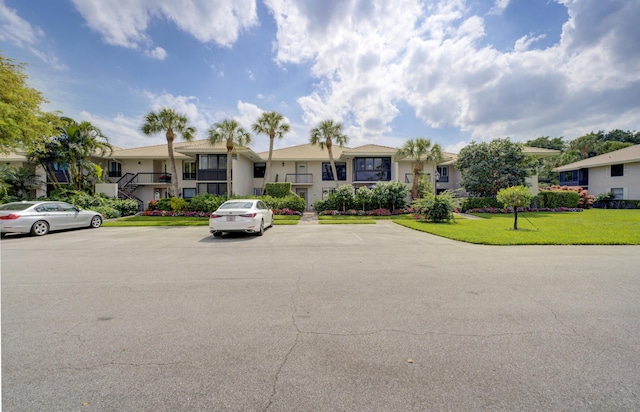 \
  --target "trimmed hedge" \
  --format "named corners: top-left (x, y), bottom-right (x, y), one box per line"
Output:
top-left (461, 197), bottom-right (502, 212)
top-left (537, 190), bottom-right (580, 208)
